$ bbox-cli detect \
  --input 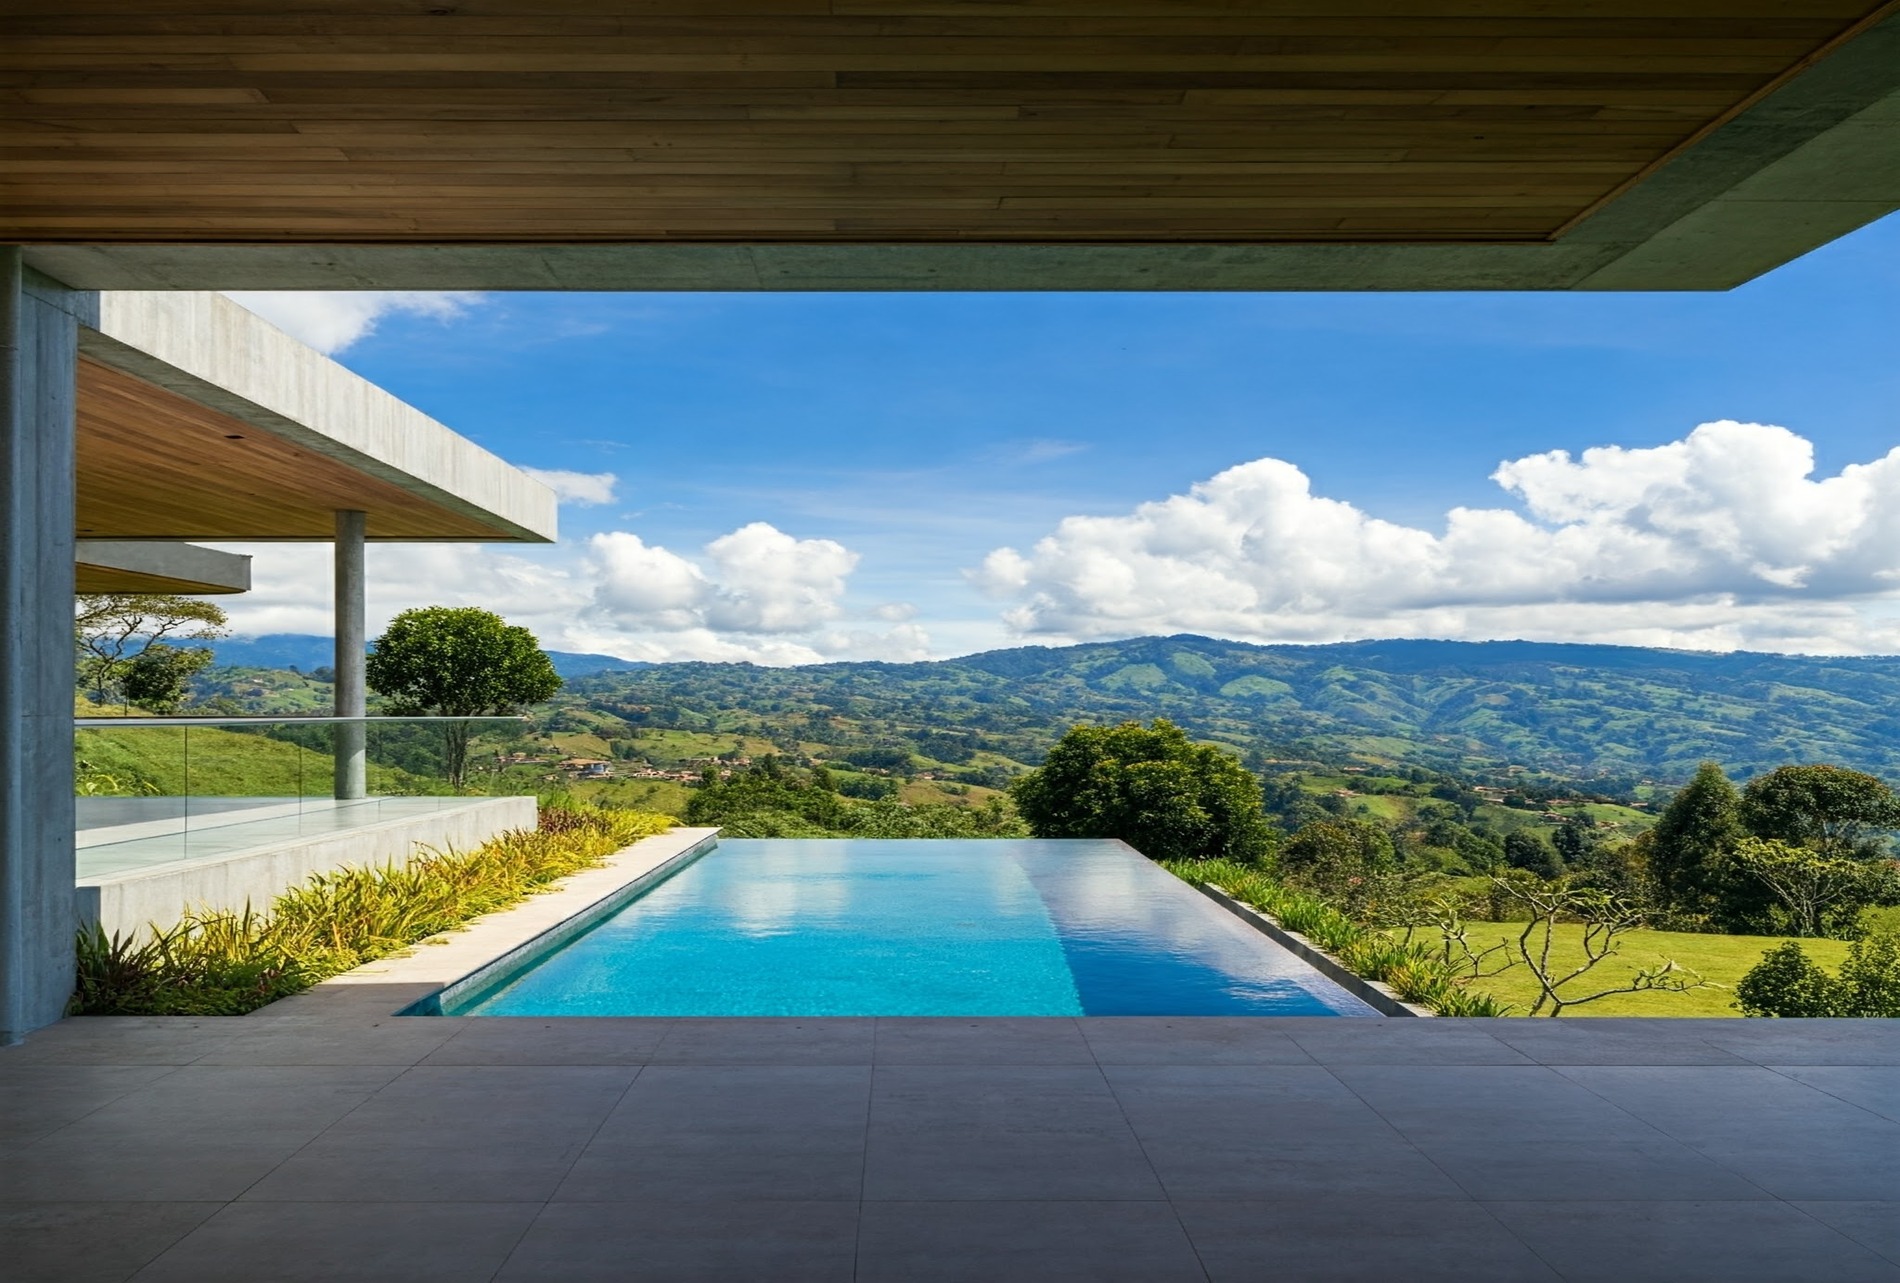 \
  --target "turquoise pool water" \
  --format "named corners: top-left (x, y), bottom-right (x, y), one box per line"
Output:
top-left (448, 839), bottom-right (1376, 1017)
